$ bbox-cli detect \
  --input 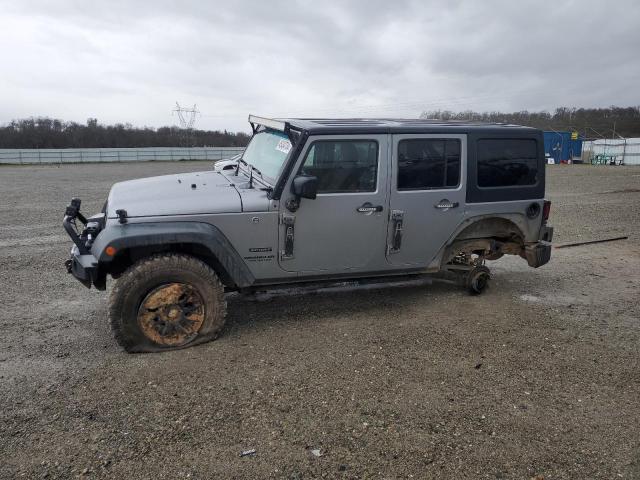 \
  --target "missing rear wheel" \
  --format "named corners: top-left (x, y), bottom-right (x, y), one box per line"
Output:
top-left (466, 266), bottom-right (490, 295)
